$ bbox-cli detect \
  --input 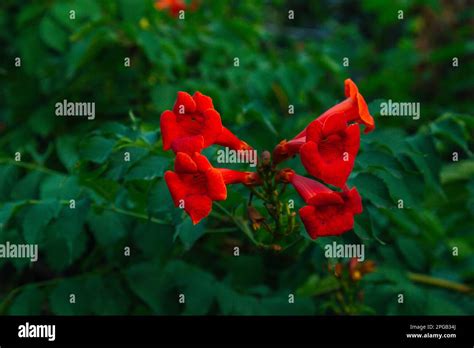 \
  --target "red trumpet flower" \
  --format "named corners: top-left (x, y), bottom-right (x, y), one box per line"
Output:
top-left (296, 79), bottom-right (374, 138)
top-left (273, 79), bottom-right (375, 188)
top-left (299, 112), bottom-right (360, 188)
top-left (164, 152), bottom-right (227, 224)
top-left (277, 170), bottom-right (362, 239)
top-left (215, 127), bottom-right (252, 151)
top-left (272, 137), bottom-right (306, 165)
top-left (165, 152), bottom-right (261, 224)
top-left (218, 168), bottom-right (262, 186)
top-left (160, 91), bottom-right (250, 154)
